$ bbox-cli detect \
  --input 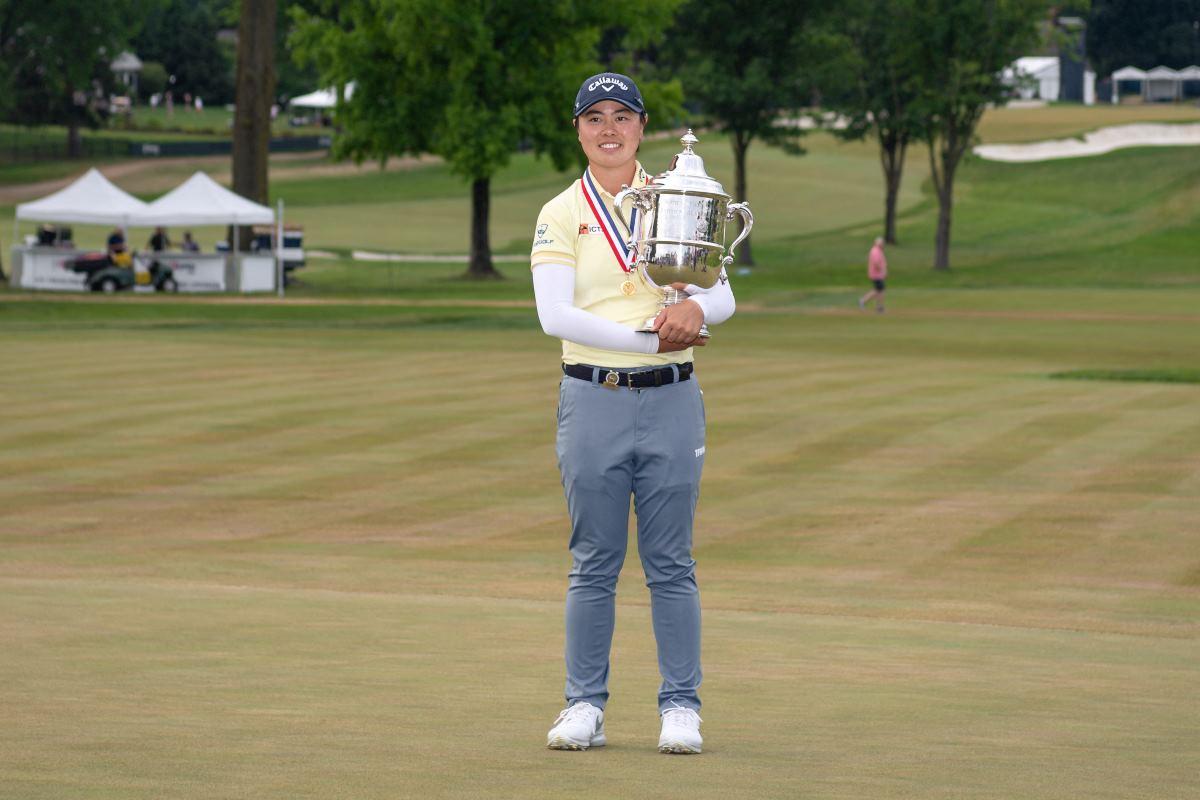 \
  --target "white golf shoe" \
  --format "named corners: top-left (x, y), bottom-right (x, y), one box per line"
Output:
top-left (546, 702), bottom-right (606, 750)
top-left (658, 704), bottom-right (702, 754)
